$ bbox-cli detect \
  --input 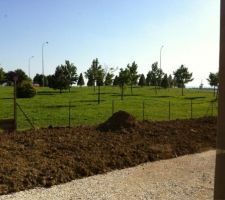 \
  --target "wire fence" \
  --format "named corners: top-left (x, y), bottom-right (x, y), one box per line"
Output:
top-left (9, 98), bottom-right (218, 130)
